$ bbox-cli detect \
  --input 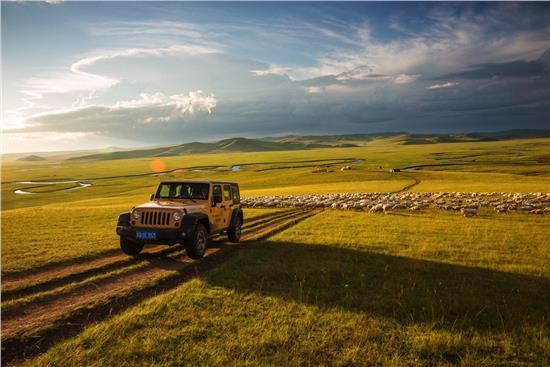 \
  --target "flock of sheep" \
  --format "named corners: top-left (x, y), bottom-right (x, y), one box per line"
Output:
top-left (241, 192), bottom-right (550, 217)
